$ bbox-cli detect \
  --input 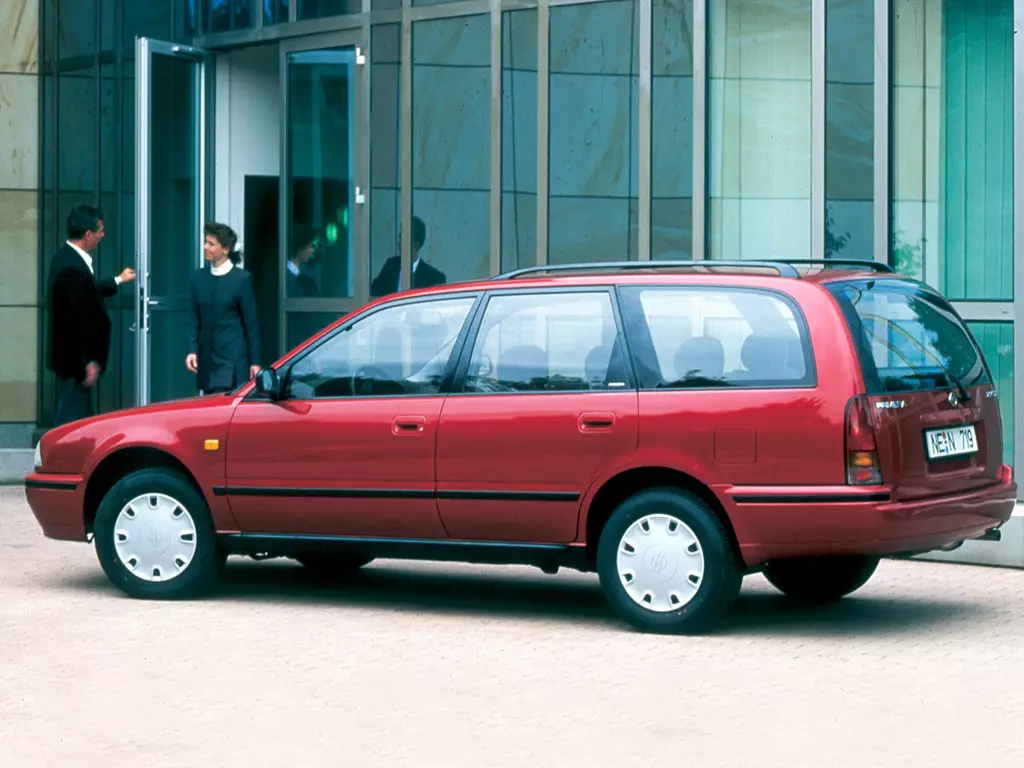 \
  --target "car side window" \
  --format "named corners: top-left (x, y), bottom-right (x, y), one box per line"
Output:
top-left (618, 286), bottom-right (815, 389)
top-left (464, 291), bottom-right (630, 393)
top-left (285, 296), bottom-right (476, 399)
